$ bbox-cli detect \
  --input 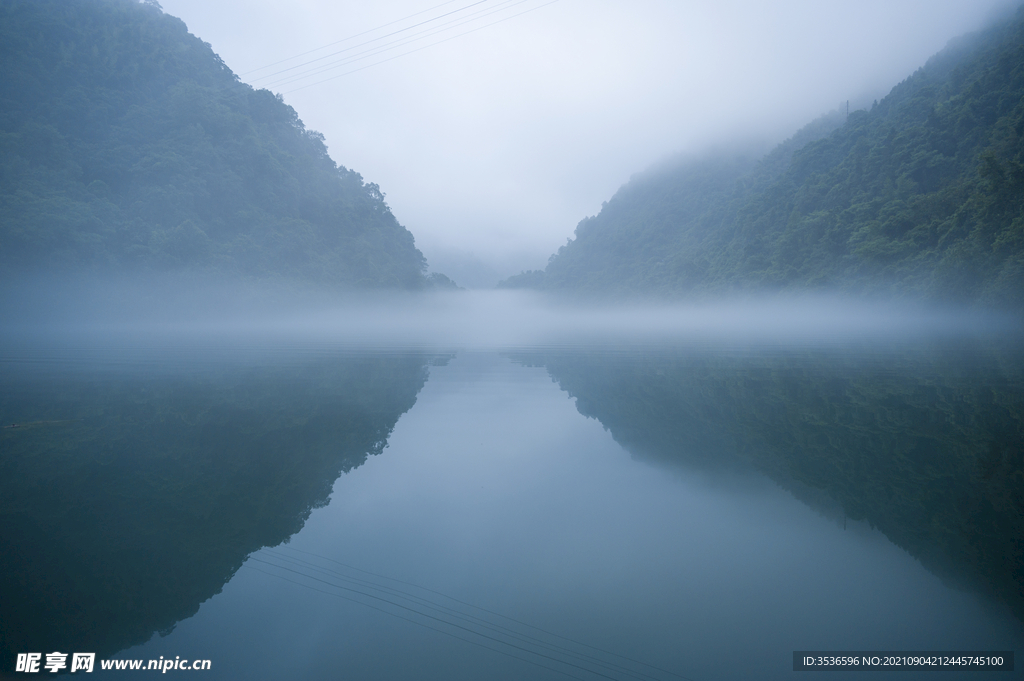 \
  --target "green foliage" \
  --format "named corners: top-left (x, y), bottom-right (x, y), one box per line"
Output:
top-left (518, 10), bottom-right (1024, 306)
top-left (425, 271), bottom-right (461, 289)
top-left (0, 0), bottom-right (428, 287)
top-left (496, 268), bottom-right (545, 289)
